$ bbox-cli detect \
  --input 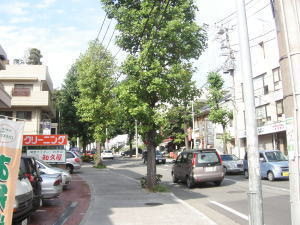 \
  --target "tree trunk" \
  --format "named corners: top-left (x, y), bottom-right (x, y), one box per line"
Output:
top-left (94, 141), bottom-right (102, 167)
top-left (146, 129), bottom-right (157, 189)
top-left (184, 122), bottom-right (189, 150)
top-left (129, 132), bottom-right (134, 157)
top-left (222, 125), bottom-right (228, 154)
